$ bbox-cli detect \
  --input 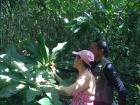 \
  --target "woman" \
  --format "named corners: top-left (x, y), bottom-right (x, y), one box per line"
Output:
top-left (52, 50), bottom-right (96, 105)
